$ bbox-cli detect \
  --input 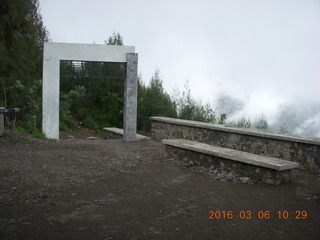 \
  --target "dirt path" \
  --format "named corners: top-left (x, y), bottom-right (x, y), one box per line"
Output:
top-left (1, 130), bottom-right (320, 240)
